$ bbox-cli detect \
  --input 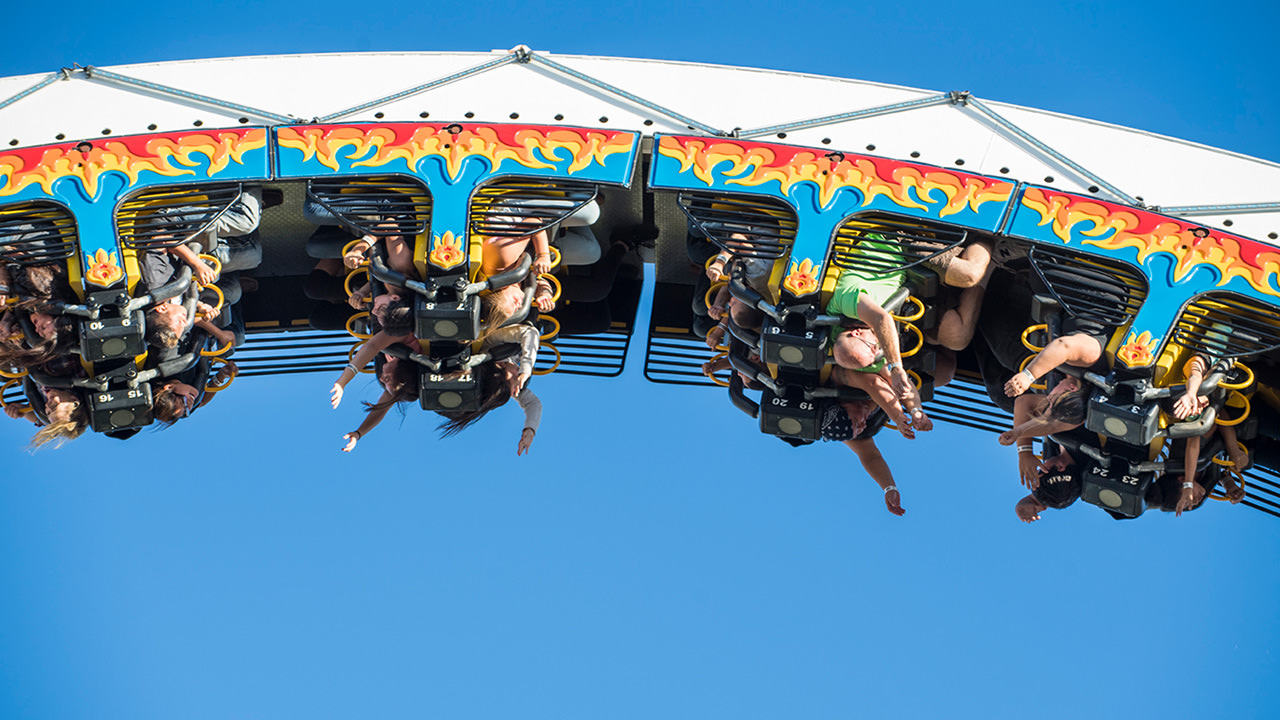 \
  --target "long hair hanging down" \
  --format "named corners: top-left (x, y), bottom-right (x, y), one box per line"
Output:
top-left (435, 362), bottom-right (511, 438)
